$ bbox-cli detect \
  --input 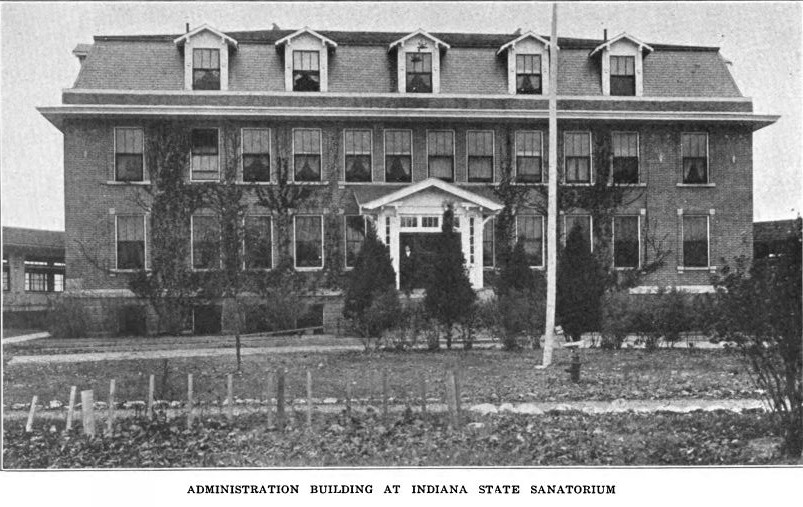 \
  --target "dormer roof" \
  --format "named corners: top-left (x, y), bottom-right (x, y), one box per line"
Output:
top-left (496, 31), bottom-right (555, 55)
top-left (173, 24), bottom-right (239, 49)
top-left (274, 27), bottom-right (338, 48)
top-left (388, 29), bottom-right (450, 52)
top-left (589, 32), bottom-right (653, 56)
